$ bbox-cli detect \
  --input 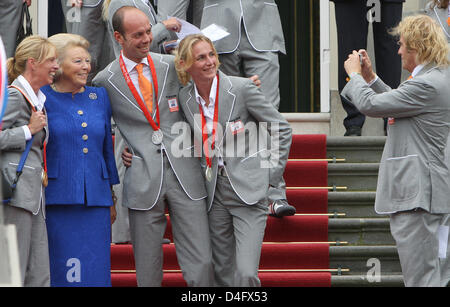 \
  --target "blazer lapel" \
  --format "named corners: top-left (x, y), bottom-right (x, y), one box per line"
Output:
top-left (107, 59), bottom-right (142, 113)
top-left (216, 72), bottom-right (236, 147)
top-left (183, 84), bottom-right (203, 135)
